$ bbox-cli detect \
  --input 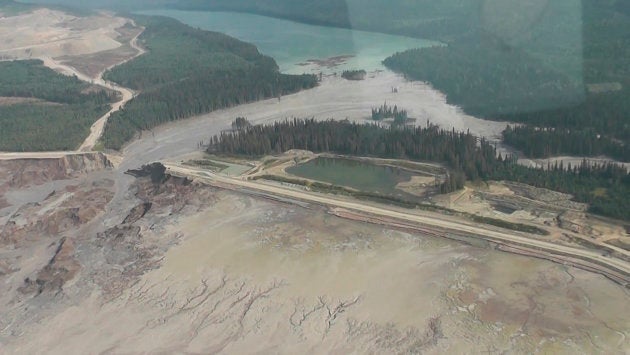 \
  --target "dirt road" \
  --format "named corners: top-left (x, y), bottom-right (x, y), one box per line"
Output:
top-left (42, 22), bottom-right (146, 151)
top-left (165, 163), bottom-right (630, 286)
top-left (37, 55), bottom-right (136, 151)
top-left (0, 151), bottom-right (84, 160)
top-left (77, 25), bottom-right (146, 151)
